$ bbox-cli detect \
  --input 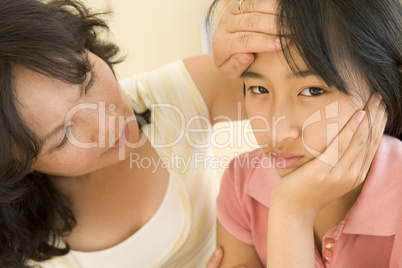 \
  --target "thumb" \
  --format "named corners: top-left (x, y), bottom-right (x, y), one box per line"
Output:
top-left (205, 248), bottom-right (223, 268)
top-left (219, 53), bottom-right (255, 79)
